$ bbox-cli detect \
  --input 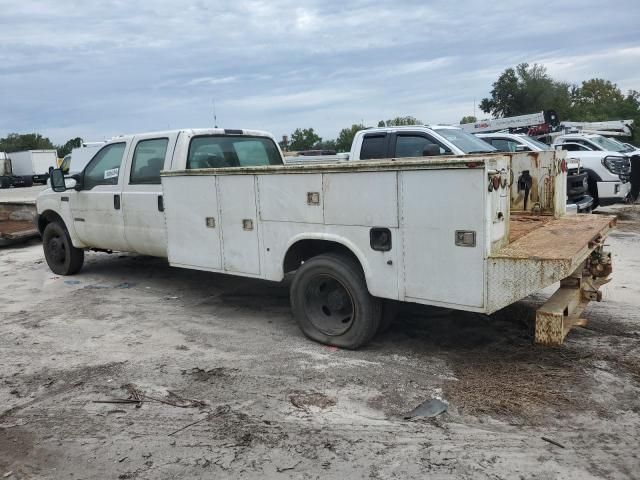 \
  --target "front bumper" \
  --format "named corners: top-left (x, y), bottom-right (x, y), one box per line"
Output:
top-left (566, 195), bottom-right (594, 215)
top-left (598, 181), bottom-right (631, 205)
